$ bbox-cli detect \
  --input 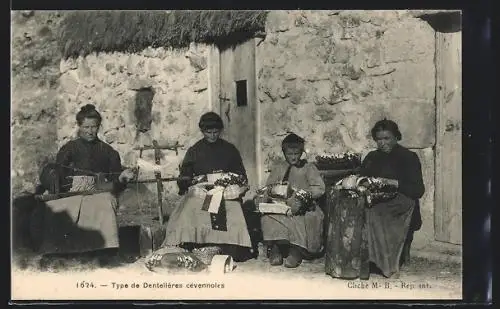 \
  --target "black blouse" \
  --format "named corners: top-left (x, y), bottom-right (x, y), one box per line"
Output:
top-left (177, 138), bottom-right (247, 195)
top-left (56, 138), bottom-right (126, 193)
top-left (360, 144), bottom-right (425, 200)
